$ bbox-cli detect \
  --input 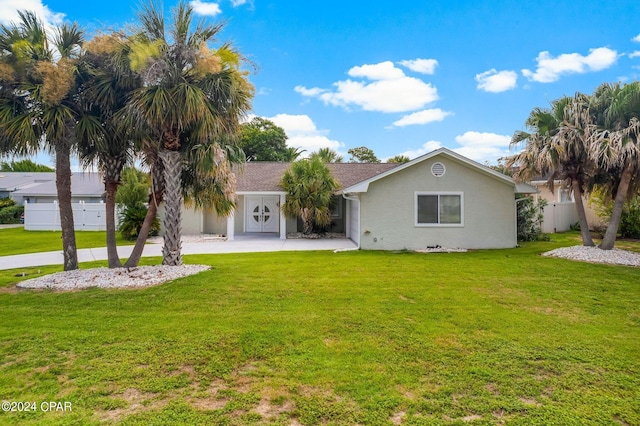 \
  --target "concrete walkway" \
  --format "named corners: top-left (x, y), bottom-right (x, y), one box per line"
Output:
top-left (0, 234), bottom-right (358, 270)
